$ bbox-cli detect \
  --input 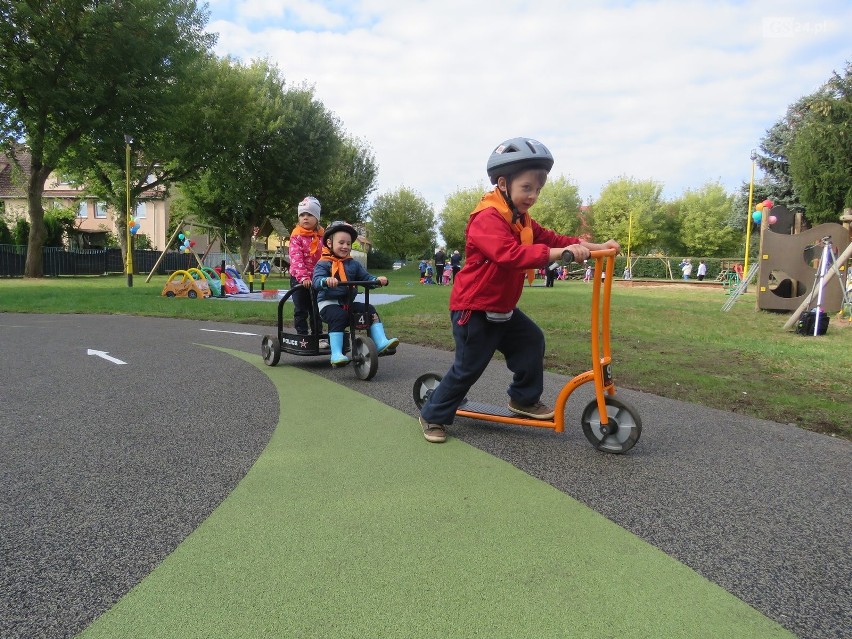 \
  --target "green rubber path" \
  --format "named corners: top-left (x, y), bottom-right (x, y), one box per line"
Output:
top-left (80, 349), bottom-right (792, 638)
